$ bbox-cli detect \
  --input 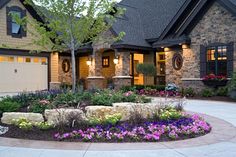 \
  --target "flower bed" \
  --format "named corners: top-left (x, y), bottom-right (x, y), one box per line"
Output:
top-left (54, 114), bottom-right (211, 142)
